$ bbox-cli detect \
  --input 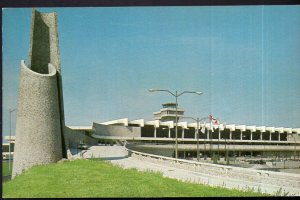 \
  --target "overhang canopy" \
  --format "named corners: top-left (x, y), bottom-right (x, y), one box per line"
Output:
top-left (177, 121), bottom-right (188, 129)
top-left (246, 126), bottom-right (256, 132)
top-left (275, 127), bottom-right (284, 133)
top-left (160, 121), bottom-right (174, 128)
top-left (145, 120), bottom-right (160, 128)
top-left (129, 119), bottom-right (145, 127)
top-left (236, 125), bottom-right (246, 131)
top-left (292, 128), bottom-right (300, 134)
top-left (226, 124), bottom-right (236, 131)
top-left (100, 118), bottom-right (129, 126)
top-left (256, 126), bottom-right (266, 133)
top-left (283, 128), bottom-right (292, 134)
top-left (266, 127), bottom-right (275, 133)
